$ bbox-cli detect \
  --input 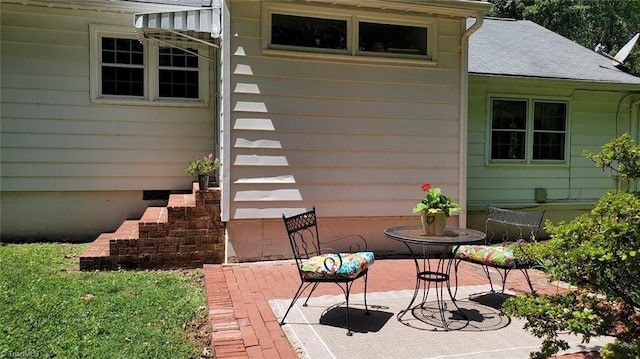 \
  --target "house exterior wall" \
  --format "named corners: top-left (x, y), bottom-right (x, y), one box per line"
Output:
top-left (466, 75), bottom-right (640, 234)
top-left (0, 2), bottom-right (216, 241)
top-left (223, 0), bottom-right (475, 261)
